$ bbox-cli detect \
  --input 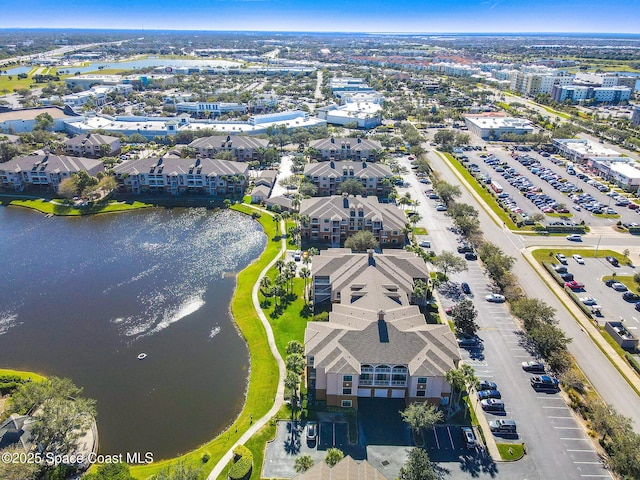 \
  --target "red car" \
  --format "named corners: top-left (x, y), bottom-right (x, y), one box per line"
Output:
top-left (565, 281), bottom-right (585, 290)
